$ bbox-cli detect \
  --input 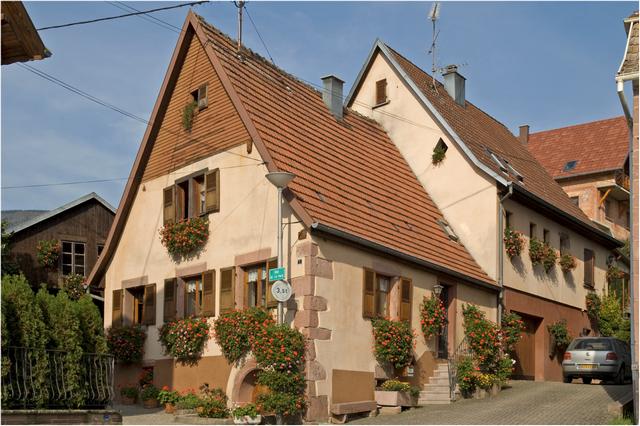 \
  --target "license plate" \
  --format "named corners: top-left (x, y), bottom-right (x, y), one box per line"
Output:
top-left (578, 364), bottom-right (597, 369)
